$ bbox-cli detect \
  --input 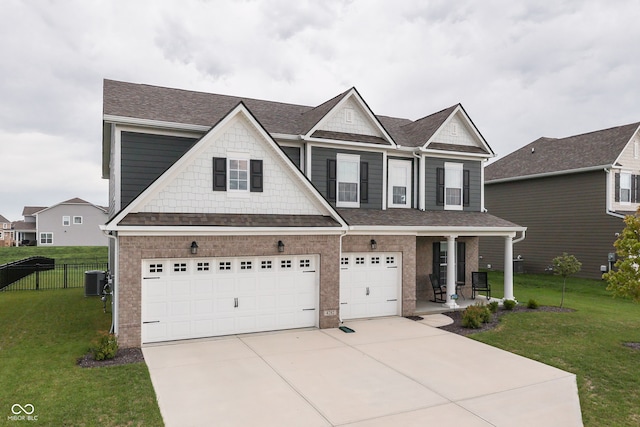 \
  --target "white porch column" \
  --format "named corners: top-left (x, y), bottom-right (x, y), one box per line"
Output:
top-left (504, 235), bottom-right (515, 301)
top-left (444, 235), bottom-right (459, 308)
